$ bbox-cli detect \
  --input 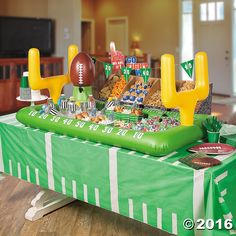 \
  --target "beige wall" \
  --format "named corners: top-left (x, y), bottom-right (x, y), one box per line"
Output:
top-left (93, 0), bottom-right (179, 60)
top-left (82, 0), bottom-right (94, 19)
top-left (0, 0), bottom-right (48, 17)
top-left (48, 0), bottom-right (81, 96)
